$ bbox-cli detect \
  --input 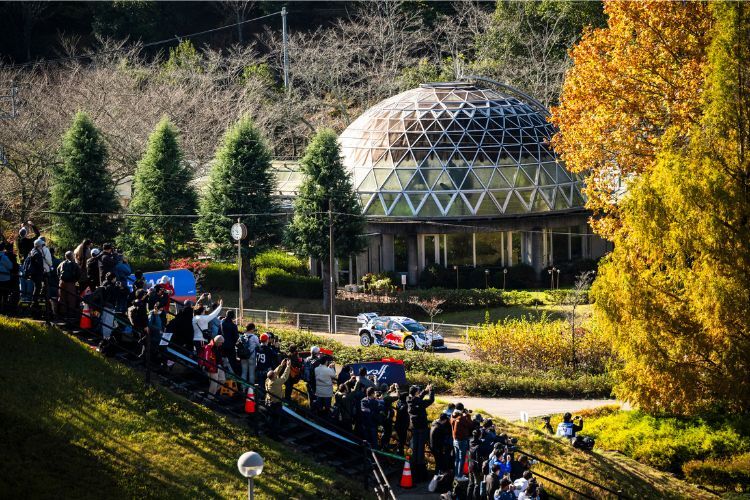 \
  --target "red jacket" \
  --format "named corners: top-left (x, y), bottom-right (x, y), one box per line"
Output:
top-left (201, 340), bottom-right (220, 374)
top-left (451, 413), bottom-right (473, 441)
